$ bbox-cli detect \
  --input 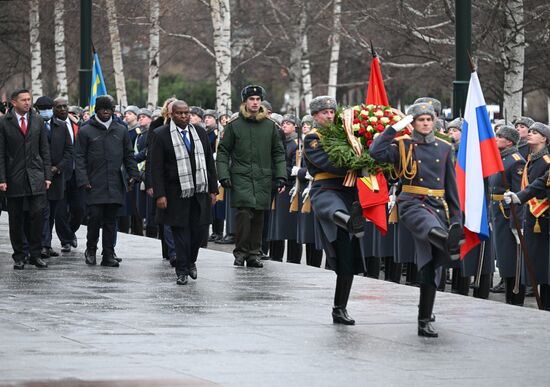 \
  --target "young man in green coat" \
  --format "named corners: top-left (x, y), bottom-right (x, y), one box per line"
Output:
top-left (216, 85), bottom-right (287, 267)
